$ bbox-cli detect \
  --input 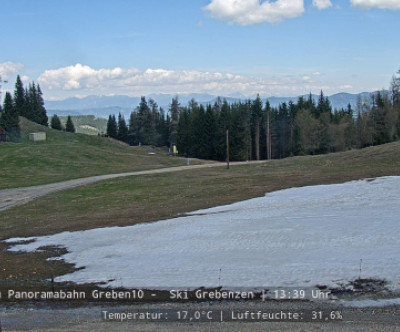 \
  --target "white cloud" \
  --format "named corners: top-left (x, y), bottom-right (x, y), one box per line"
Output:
top-left (350, 0), bottom-right (400, 10)
top-left (0, 62), bottom-right (24, 80)
top-left (312, 0), bottom-right (332, 10)
top-left (203, 0), bottom-right (304, 25)
top-left (37, 63), bottom-right (357, 99)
